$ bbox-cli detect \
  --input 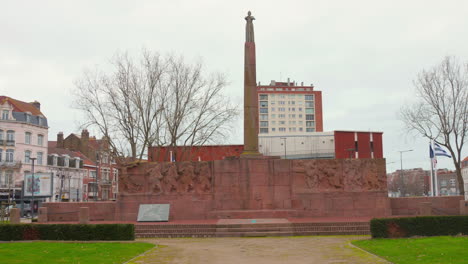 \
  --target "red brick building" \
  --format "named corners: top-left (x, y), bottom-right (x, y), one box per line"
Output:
top-left (148, 130), bottom-right (383, 162)
top-left (49, 130), bottom-right (118, 201)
